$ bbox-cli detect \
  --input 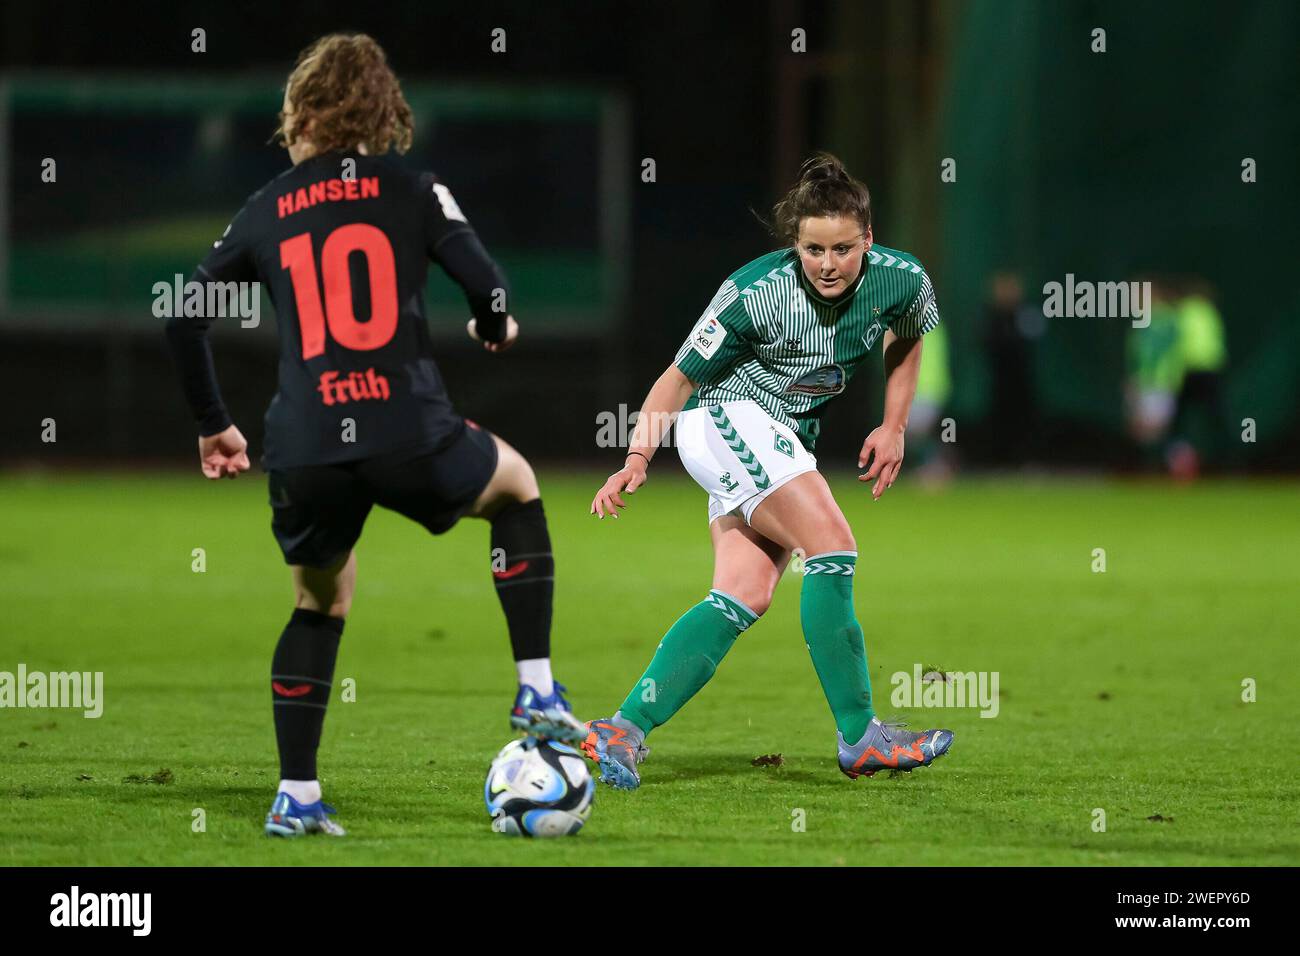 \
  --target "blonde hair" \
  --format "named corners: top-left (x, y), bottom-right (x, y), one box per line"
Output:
top-left (276, 33), bottom-right (414, 155)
